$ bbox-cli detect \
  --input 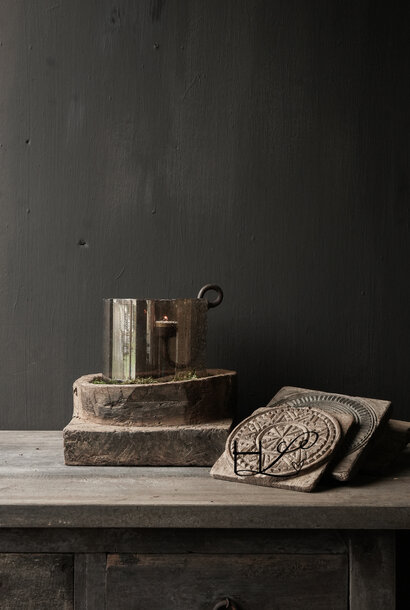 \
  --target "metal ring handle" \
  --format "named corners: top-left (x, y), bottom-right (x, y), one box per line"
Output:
top-left (212, 599), bottom-right (237, 610)
top-left (197, 284), bottom-right (223, 309)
